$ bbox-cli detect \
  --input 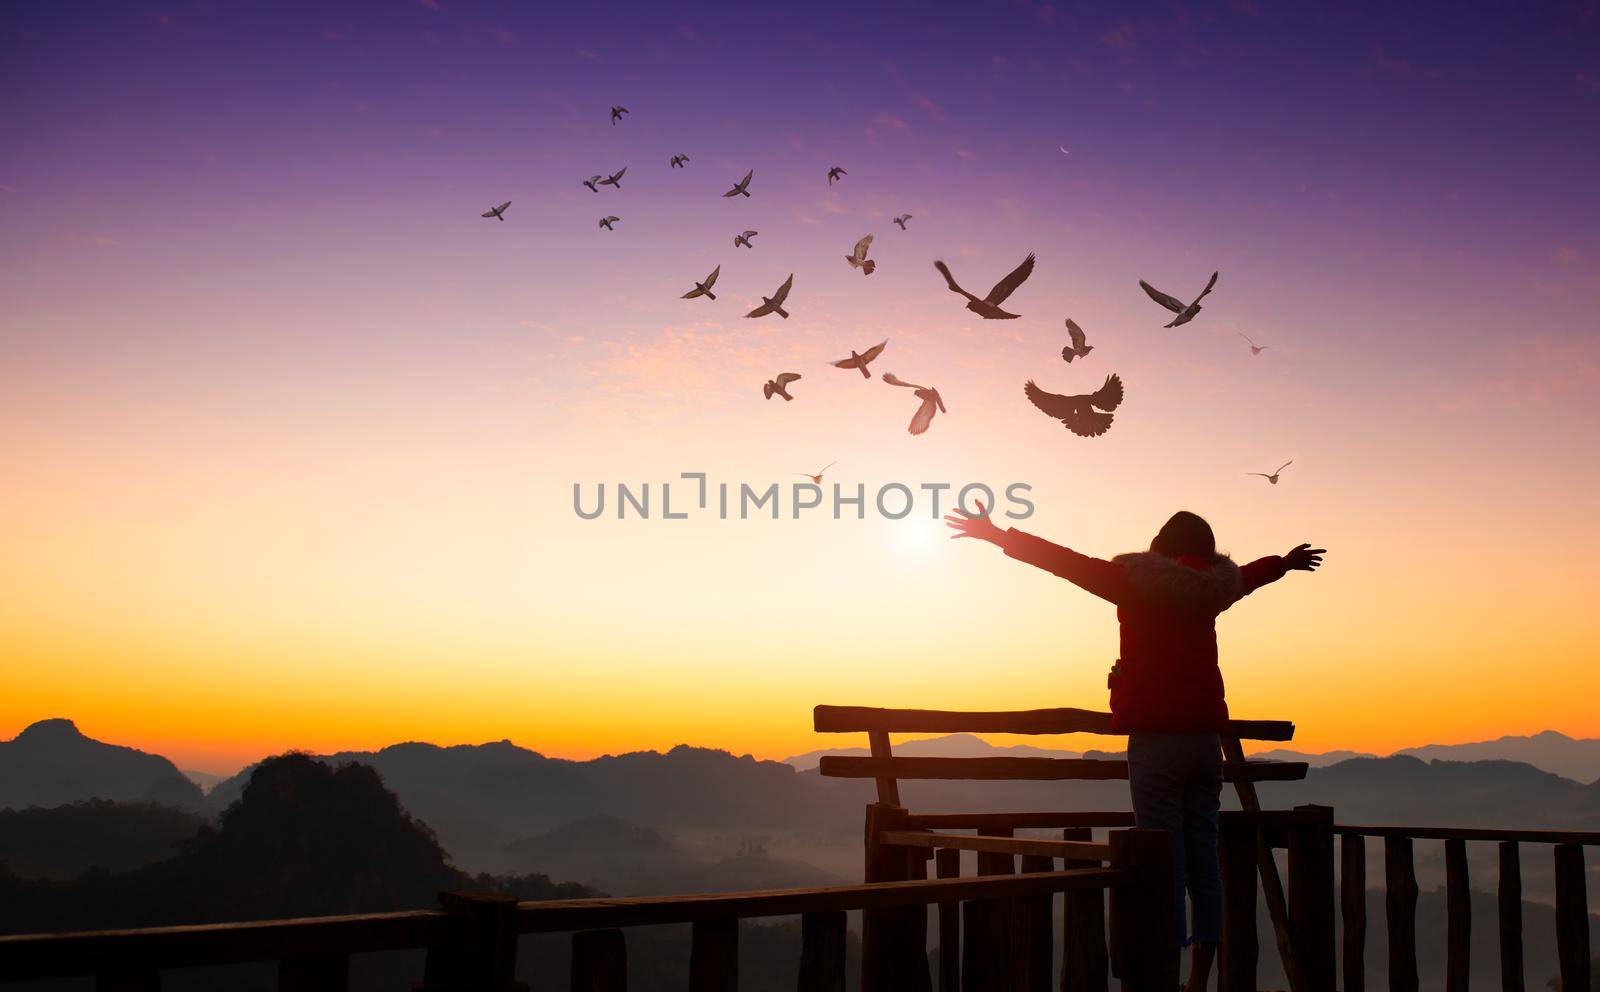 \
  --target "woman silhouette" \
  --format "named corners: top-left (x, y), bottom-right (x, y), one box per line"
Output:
top-left (944, 504), bottom-right (1324, 990)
